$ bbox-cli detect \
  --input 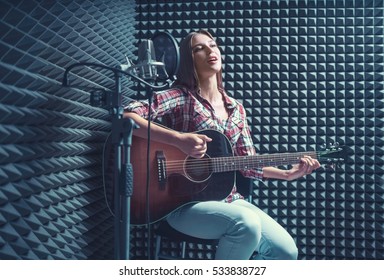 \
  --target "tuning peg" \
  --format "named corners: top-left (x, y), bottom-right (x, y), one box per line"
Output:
top-left (334, 142), bottom-right (340, 148)
top-left (325, 162), bottom-right (336, 170)
top-left (328, 142), bottom-right (341, 151)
